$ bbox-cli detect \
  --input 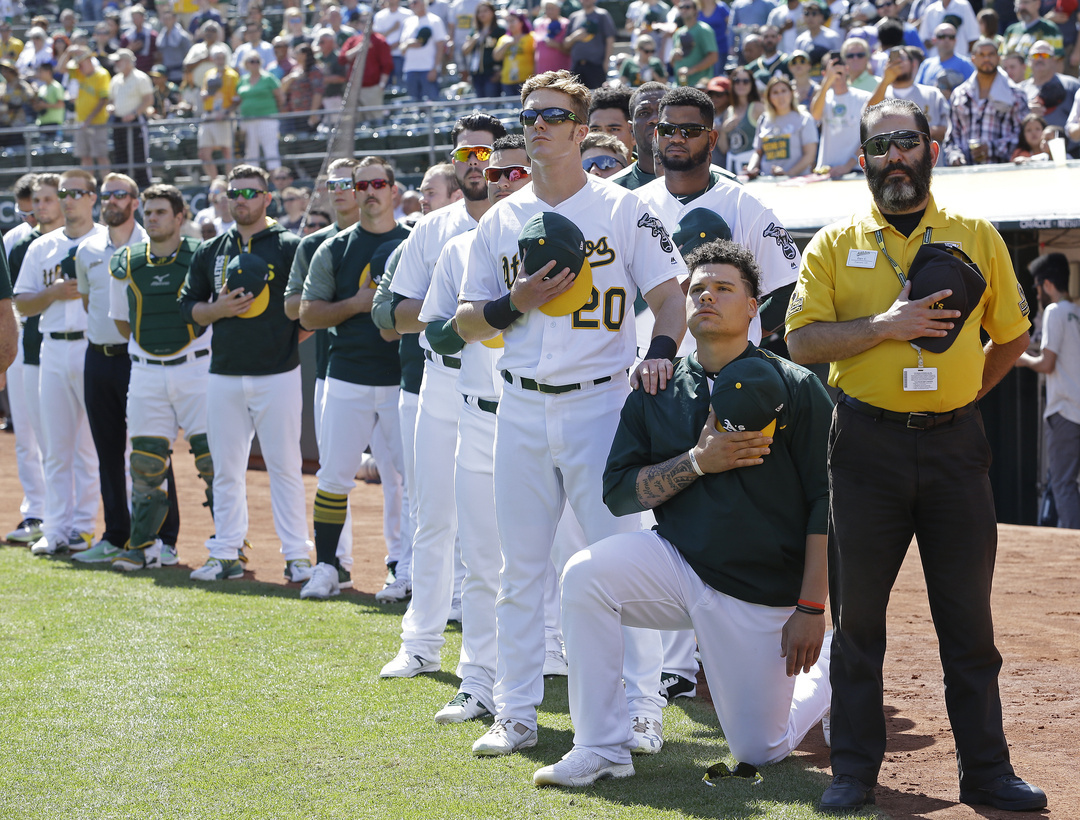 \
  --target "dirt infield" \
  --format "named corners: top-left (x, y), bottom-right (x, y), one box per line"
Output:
top-left (2, 430), bottom-right (1076, 817)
